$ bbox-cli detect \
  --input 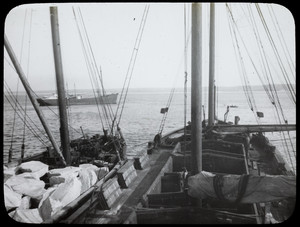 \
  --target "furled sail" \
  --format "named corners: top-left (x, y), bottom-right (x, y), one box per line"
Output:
top-left (188, 171), bottom-right (296, 203)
